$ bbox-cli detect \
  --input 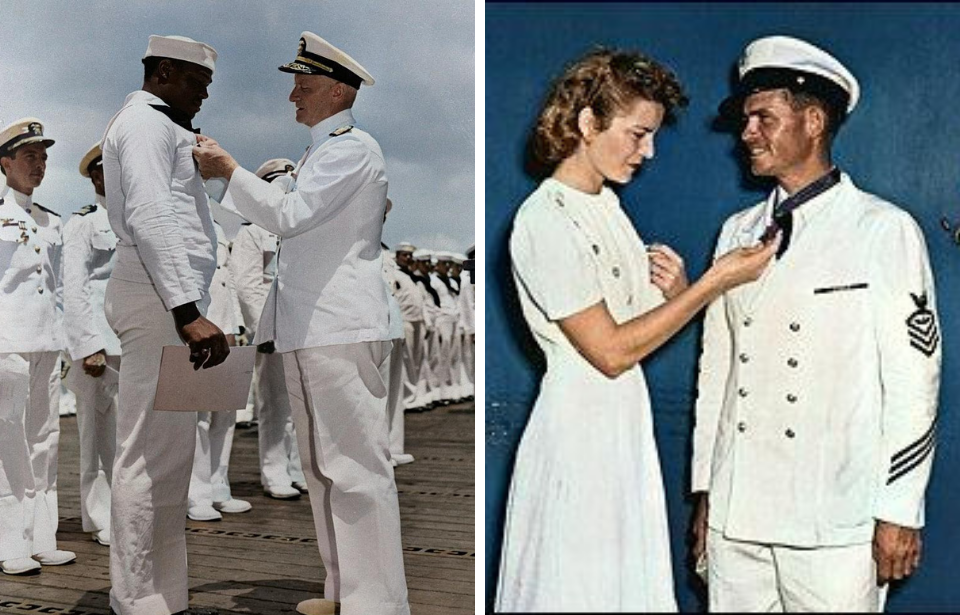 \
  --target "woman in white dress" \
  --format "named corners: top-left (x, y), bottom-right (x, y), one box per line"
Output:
top-left (495, 49), bottom-right (779, 612)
